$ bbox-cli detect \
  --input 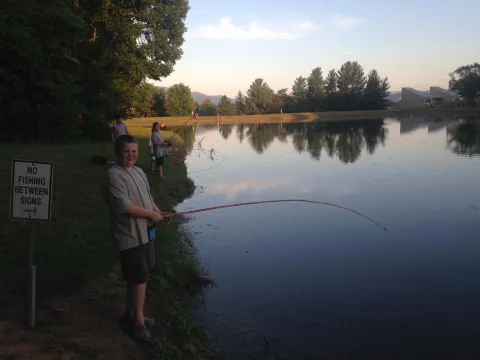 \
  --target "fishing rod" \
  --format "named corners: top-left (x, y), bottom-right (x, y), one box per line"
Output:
top-left (166, 117), bottom-right (194, 142)
top-left (173, 199), bottom-right (388, 232)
